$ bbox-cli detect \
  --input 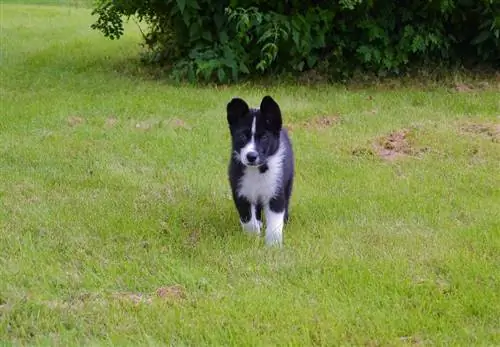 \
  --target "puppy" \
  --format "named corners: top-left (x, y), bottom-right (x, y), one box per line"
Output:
top-left (226, 96), bottom-right (294, 246)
